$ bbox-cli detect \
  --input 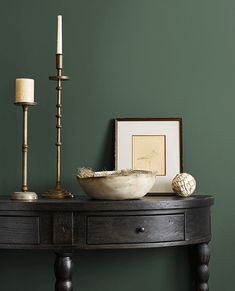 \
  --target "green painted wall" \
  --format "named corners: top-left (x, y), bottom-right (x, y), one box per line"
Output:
top-left (0, 0), bottom-right (234, 290)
